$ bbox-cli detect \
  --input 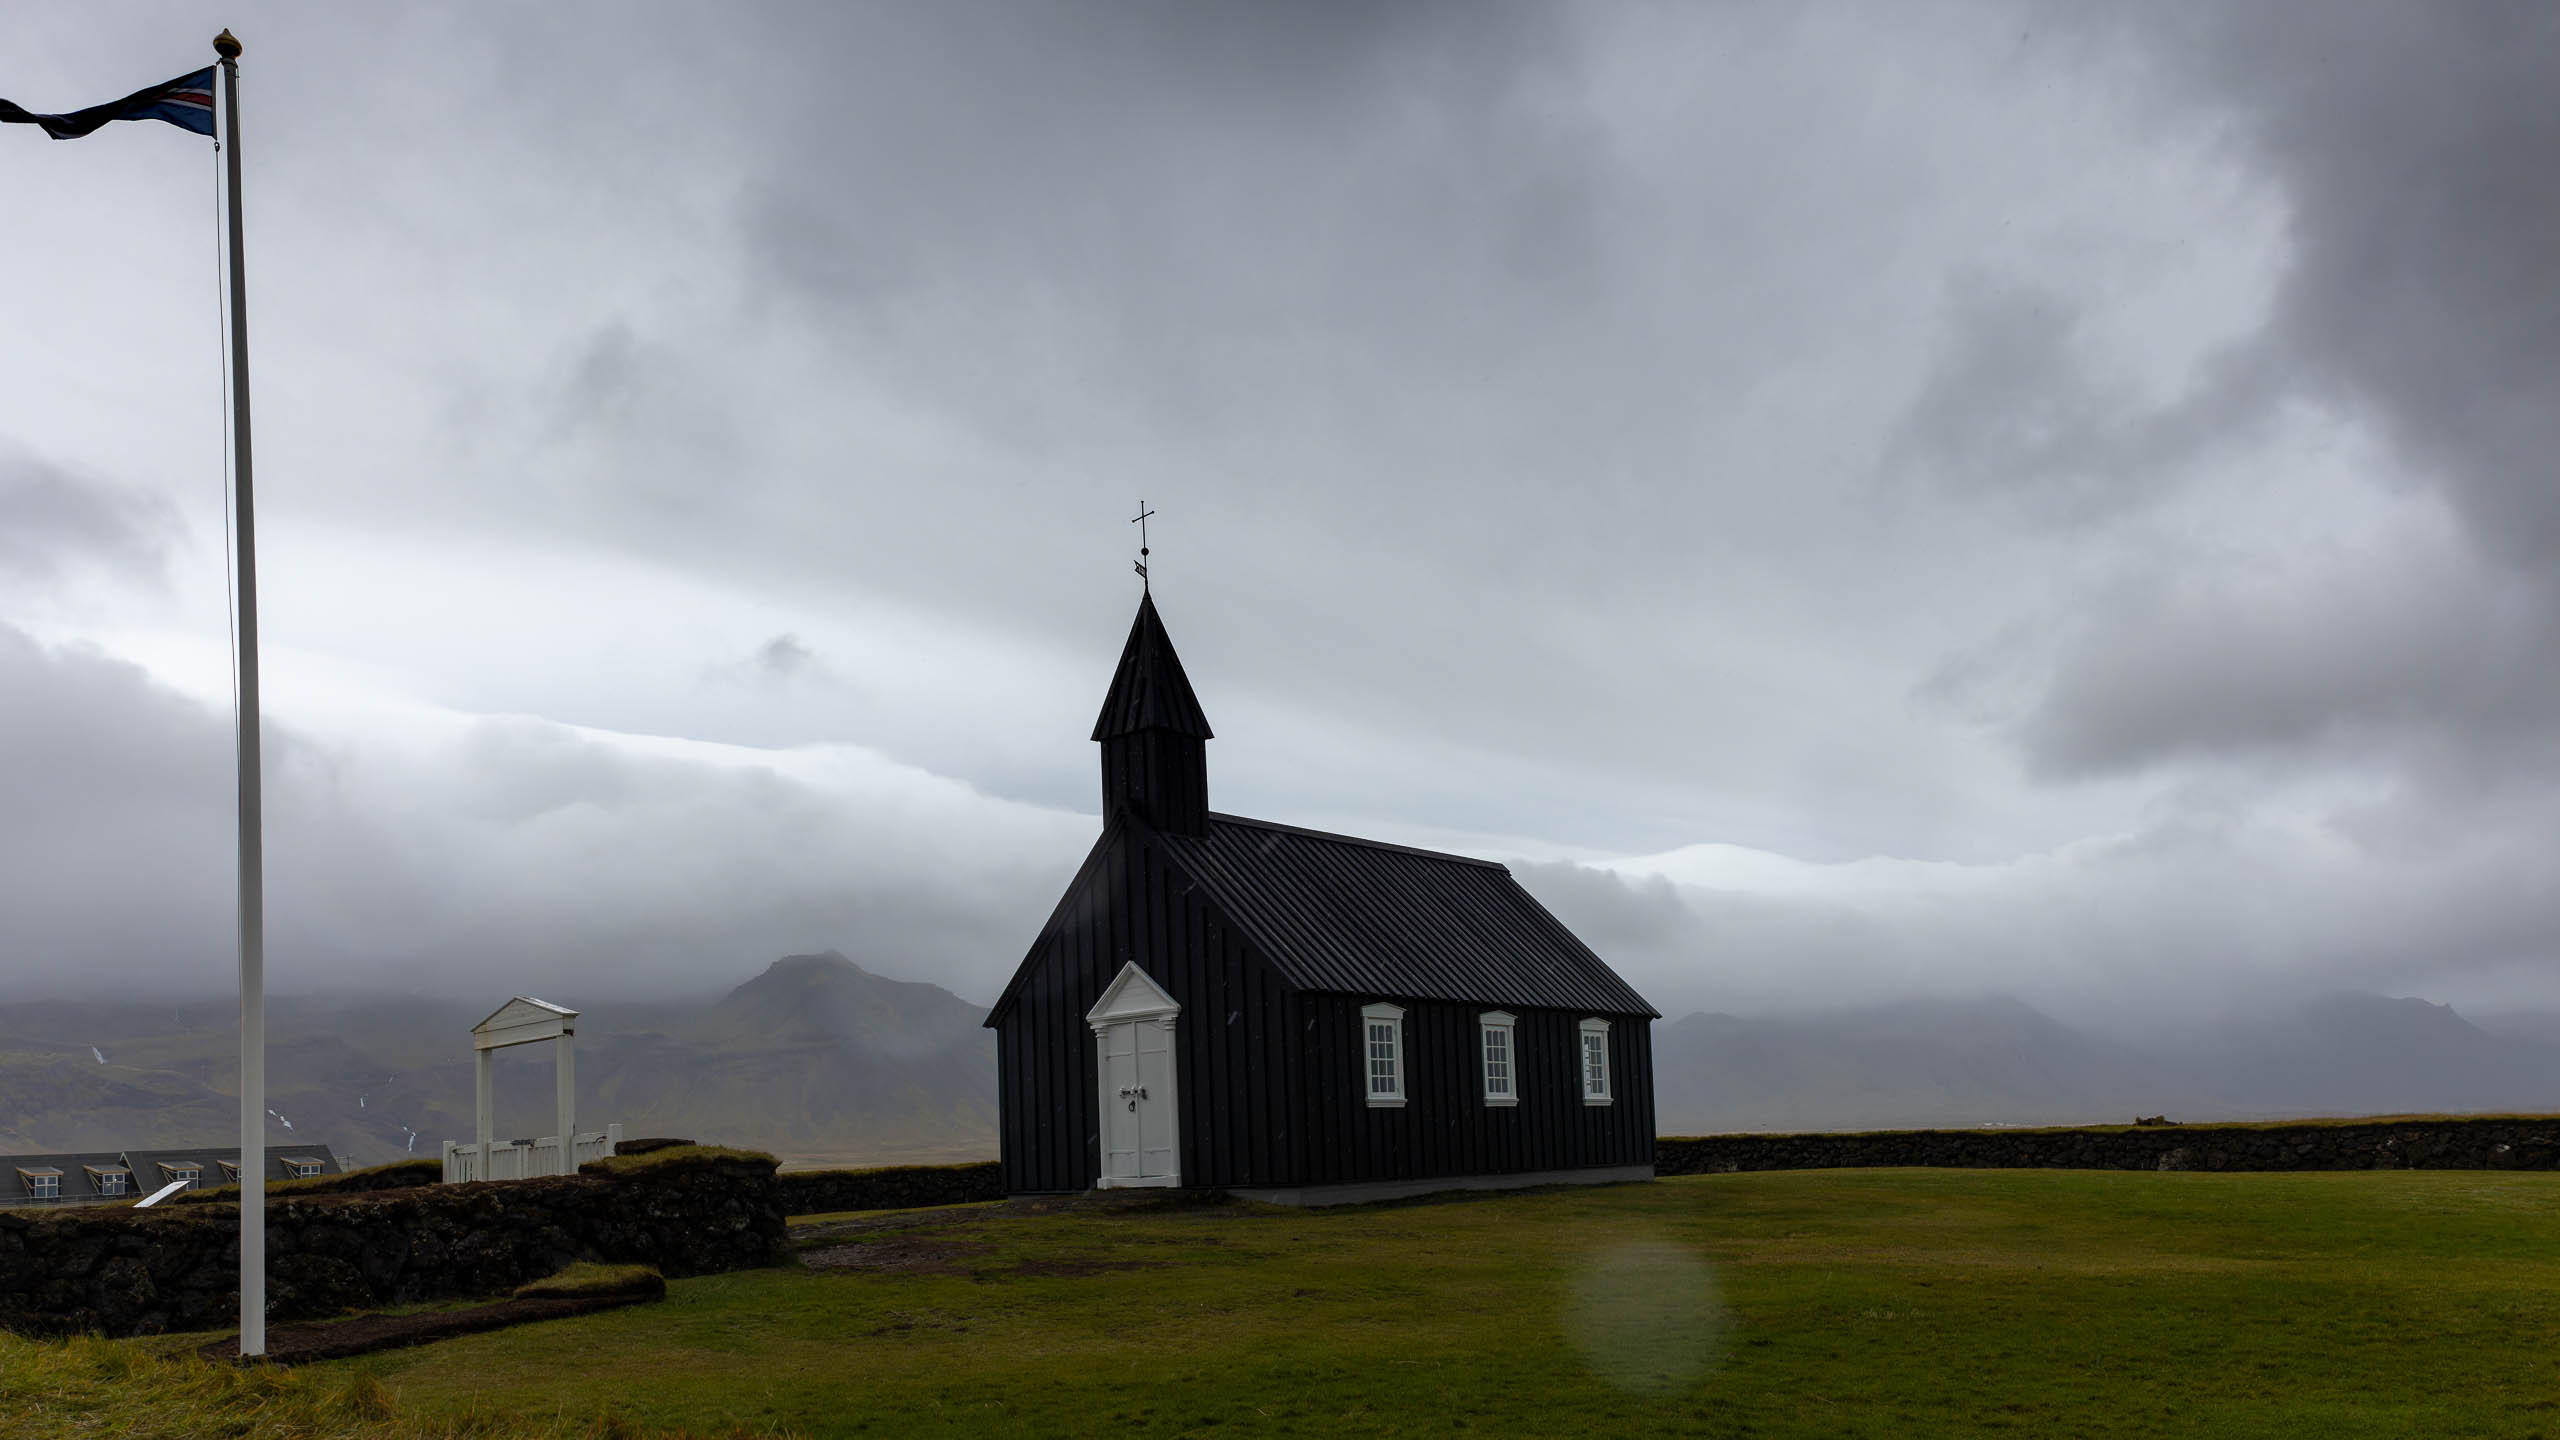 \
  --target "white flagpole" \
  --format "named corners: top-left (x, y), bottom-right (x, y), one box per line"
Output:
top-left (212, 28), bottom-right (265, 1361)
